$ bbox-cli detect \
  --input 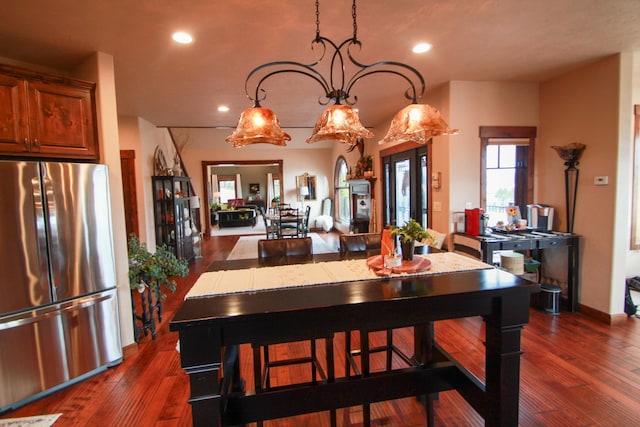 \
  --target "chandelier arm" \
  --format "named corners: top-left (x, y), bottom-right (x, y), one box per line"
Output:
top-left (245, 61), bottom-right (332, 103)
top-left (346, 66), bottom-right (425, 103)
